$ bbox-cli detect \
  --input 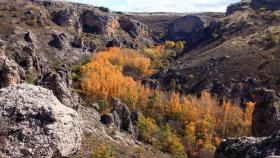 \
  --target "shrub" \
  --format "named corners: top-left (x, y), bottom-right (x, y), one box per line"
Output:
top-left (25, 70), bottom-right (35, 84)
top-left (264, 33), bottom-right (279, 49)
top-left (91, 143), bottom-right (113, 158)
top-left (164, 41), bottom-right (176, 49)
top-left (138, 114), bottom-right (160, 145)
top-left (159, 125), bottom-right (187, 158)
top-left (175, 41), bottom-right (185, 49)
